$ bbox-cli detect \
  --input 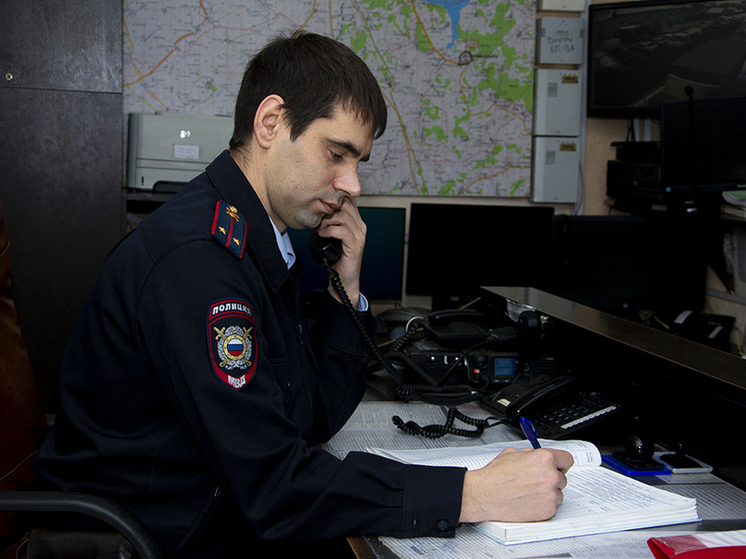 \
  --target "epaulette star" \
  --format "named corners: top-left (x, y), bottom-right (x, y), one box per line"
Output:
top-left (211, 201), bottom-right (247, 259)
